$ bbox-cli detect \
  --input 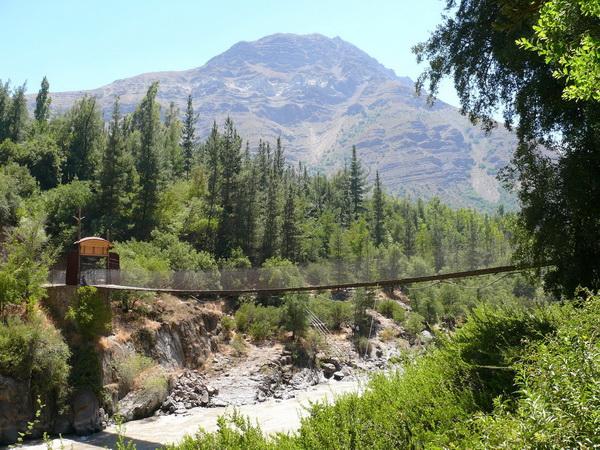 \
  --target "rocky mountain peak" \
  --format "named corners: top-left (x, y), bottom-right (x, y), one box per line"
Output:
top-left (37, 33), bottom-right (515, 209)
